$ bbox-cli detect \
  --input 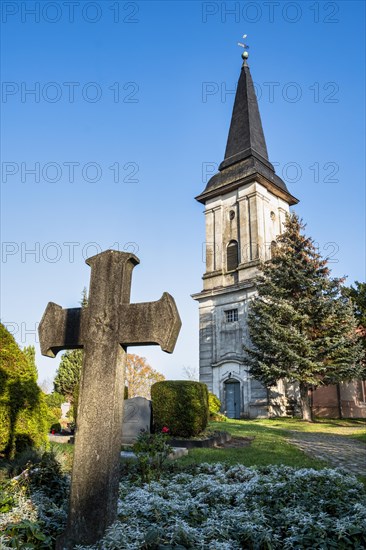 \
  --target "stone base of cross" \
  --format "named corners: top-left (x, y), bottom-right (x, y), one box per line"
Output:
top-left (39, 250), bottom-right (181, 548)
